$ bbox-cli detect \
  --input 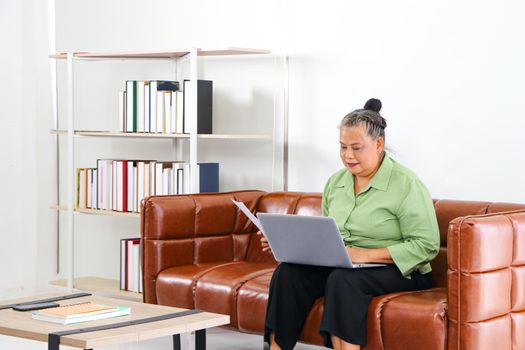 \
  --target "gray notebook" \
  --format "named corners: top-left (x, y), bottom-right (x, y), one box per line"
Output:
top-left (256, 212), bottom-right (386, 269)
